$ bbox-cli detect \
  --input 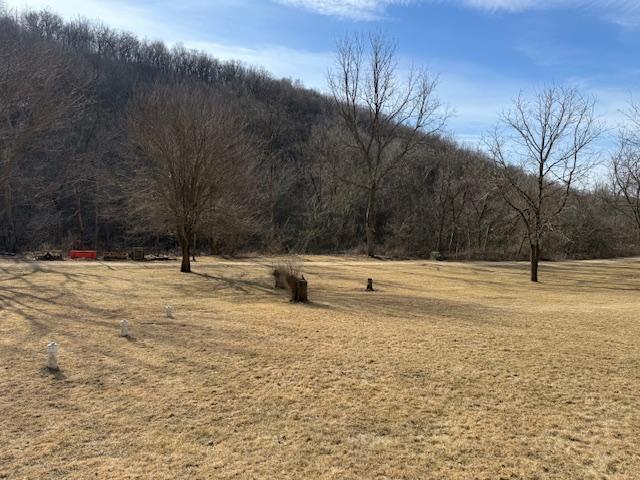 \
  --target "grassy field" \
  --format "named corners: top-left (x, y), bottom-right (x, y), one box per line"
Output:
top-left (1, 256), bottom-right (639, 479)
